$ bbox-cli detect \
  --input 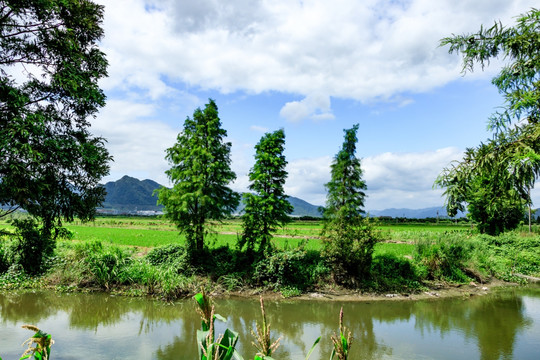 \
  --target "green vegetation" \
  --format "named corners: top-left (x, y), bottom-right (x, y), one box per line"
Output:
top-left (0, 0), bottom-right (111, 276)
top-left (321, 124), bottom-right (378, 285)
top-left (436, 8), bottom-right (540, 235)
top-left (156, 99), bottom-right (240, 254)
top-left (240, 129), bottom-right (293, 255)
top-left (1, 215), bottom-right (539, 299)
